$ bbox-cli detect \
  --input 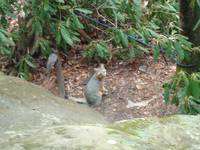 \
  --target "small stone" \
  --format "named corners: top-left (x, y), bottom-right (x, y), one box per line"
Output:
top-left (139, 65), bottom-right (147, 73)
top-left (113, 108), bottom-right (116, 112)
top-left (136, 84), bottom-right (143, 90)
top-left (69, 97), bottom-right (87, 104)
top-left (107, 140), bottom-right (117, 145)
top-left (126, 99), bottom-right (153, 108)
